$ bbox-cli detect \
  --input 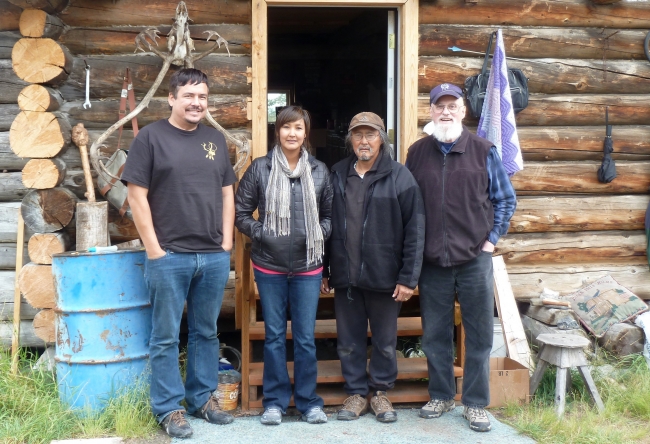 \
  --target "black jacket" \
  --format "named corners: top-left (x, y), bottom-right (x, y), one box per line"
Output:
top-left (324, 153), bottom-right (425, 292)
top-left (235, 149), bottom-right (333, 273)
